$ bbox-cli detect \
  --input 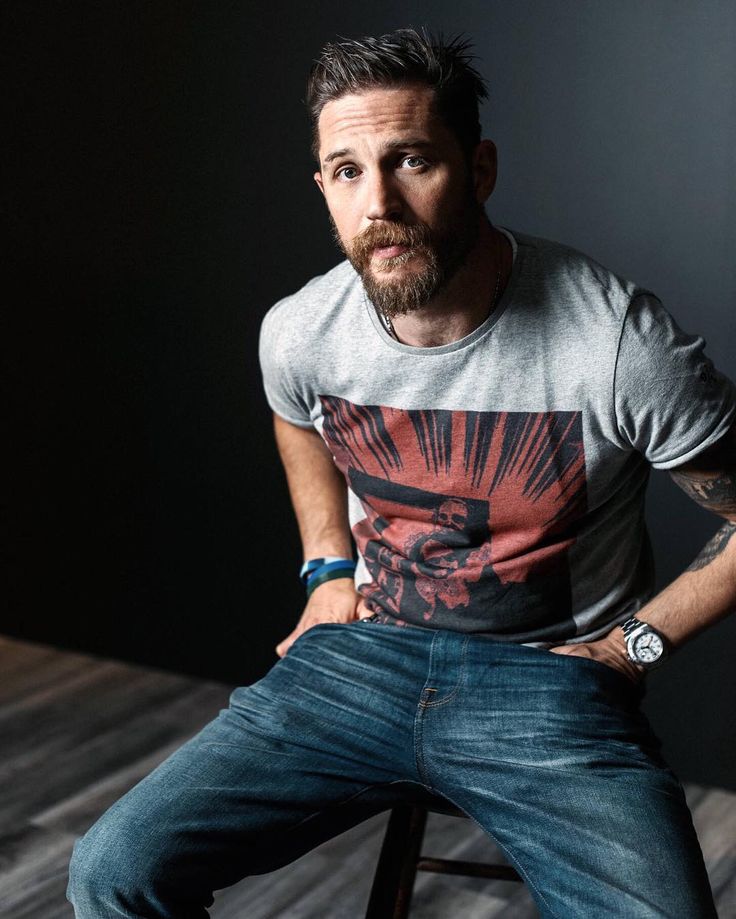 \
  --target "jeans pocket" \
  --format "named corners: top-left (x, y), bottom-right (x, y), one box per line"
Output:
top-left (544, 647), bottom-right (643, 692)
